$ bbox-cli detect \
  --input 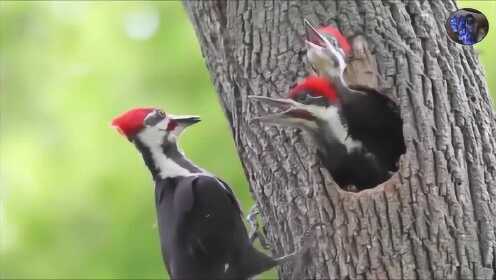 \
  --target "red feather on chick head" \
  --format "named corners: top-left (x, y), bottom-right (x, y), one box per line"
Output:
top-left (307, 24), bottom-right (352, 56)
top-left (318, 26), bottom-right (352, 56)
top-left (289, 76), bottom-right (338, 103)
